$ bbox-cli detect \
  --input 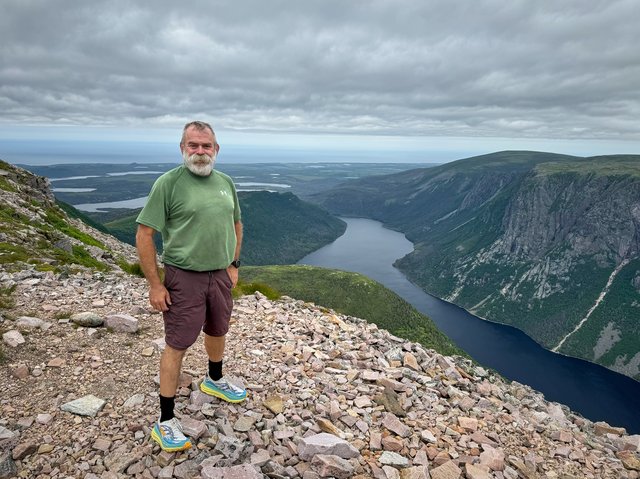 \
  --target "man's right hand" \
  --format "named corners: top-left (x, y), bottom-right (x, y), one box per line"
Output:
top-left (149, 284), bottom-right (172, 312)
